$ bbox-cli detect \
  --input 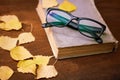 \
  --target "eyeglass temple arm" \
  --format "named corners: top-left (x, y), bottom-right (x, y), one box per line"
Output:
top-left (79, 24), bottom-right (102, 33)
top-left (89, 32), bottom-right (103, 43)
top-left (42, 22), bottom-right (65, 28)
top-left (49, 12), bottom-right (103, 33)
top-left (42, 21), bottom-right (102, 34)
top-left (78, 27), bottom-right (103, 43)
